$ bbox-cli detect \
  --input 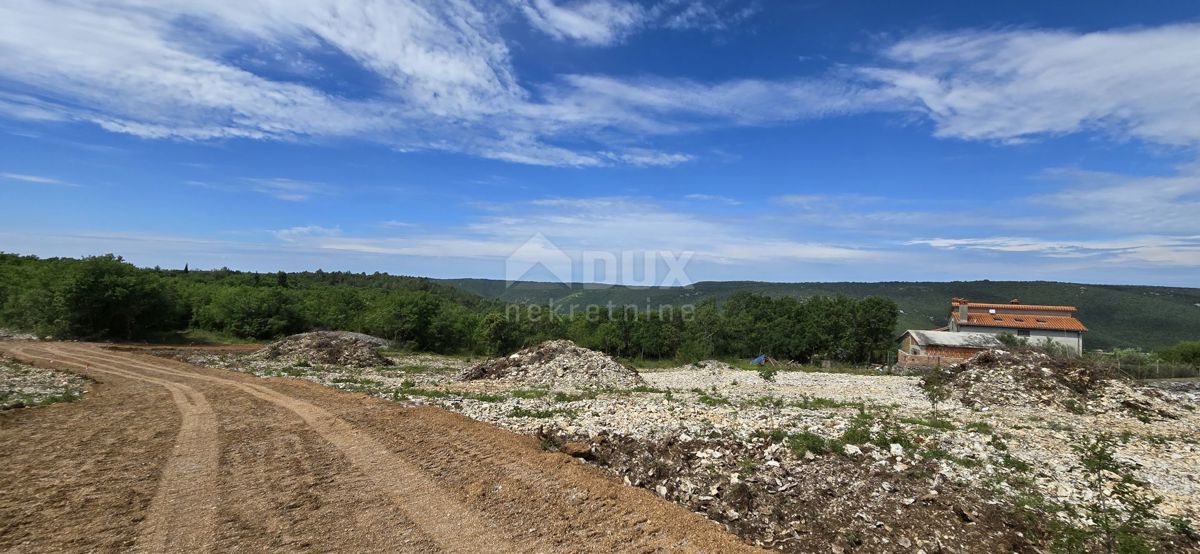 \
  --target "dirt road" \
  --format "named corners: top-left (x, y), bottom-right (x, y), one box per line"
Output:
top-left (0, 342), bottom-right (761, 553)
